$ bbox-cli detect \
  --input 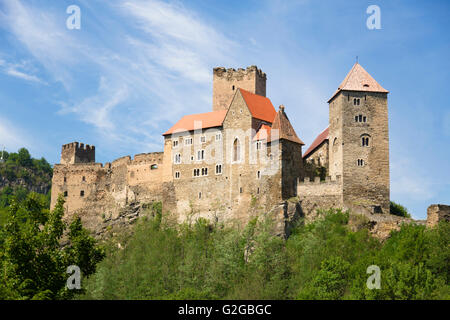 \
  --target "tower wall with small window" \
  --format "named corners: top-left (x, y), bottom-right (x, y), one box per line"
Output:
top-left (212, 66), bottom-right (266, 112)
top-left (329, 91), bottom-right (390, 214)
